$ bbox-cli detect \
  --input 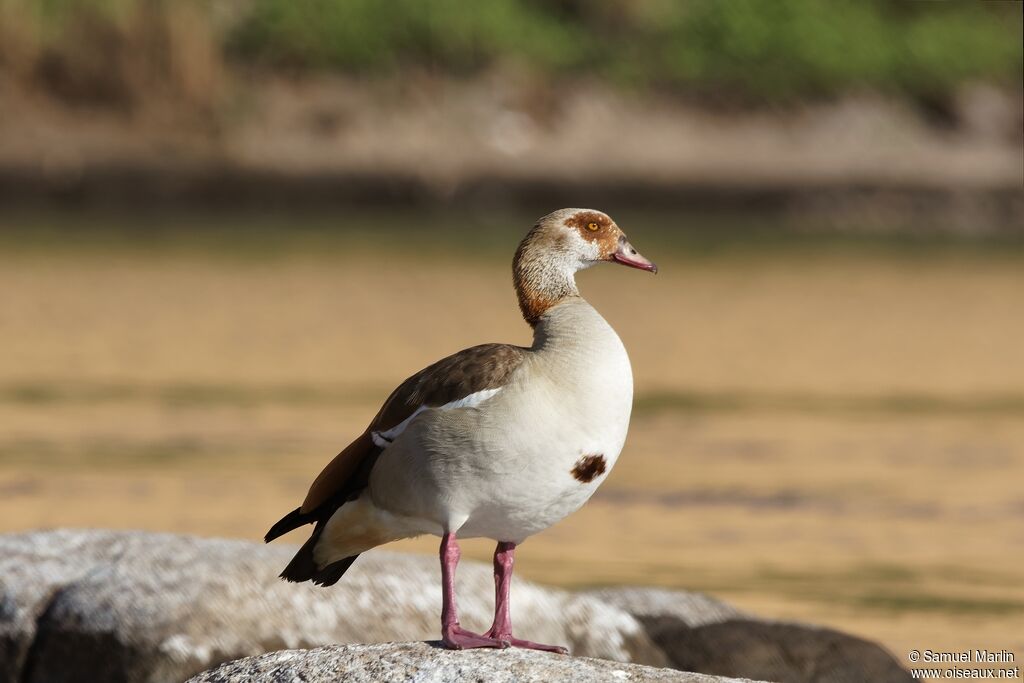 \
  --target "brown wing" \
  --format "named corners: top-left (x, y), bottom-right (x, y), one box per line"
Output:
top-left (299, 343), bottom-right (527, 514)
